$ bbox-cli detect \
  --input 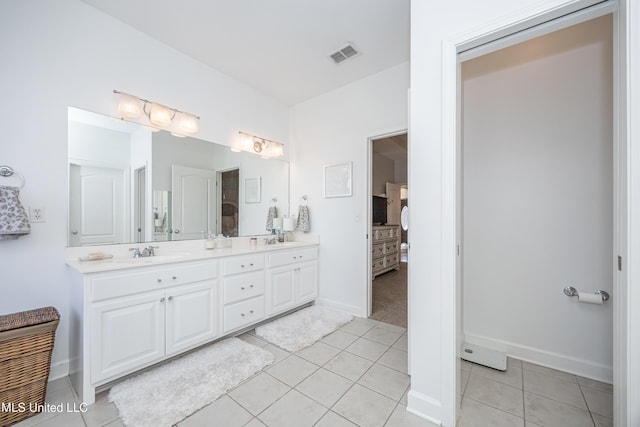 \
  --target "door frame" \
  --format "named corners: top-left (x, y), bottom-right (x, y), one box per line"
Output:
top-left (439, 1), bottom-right (635, 425)
top-left (366, 129), bottom-right (408, 318)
